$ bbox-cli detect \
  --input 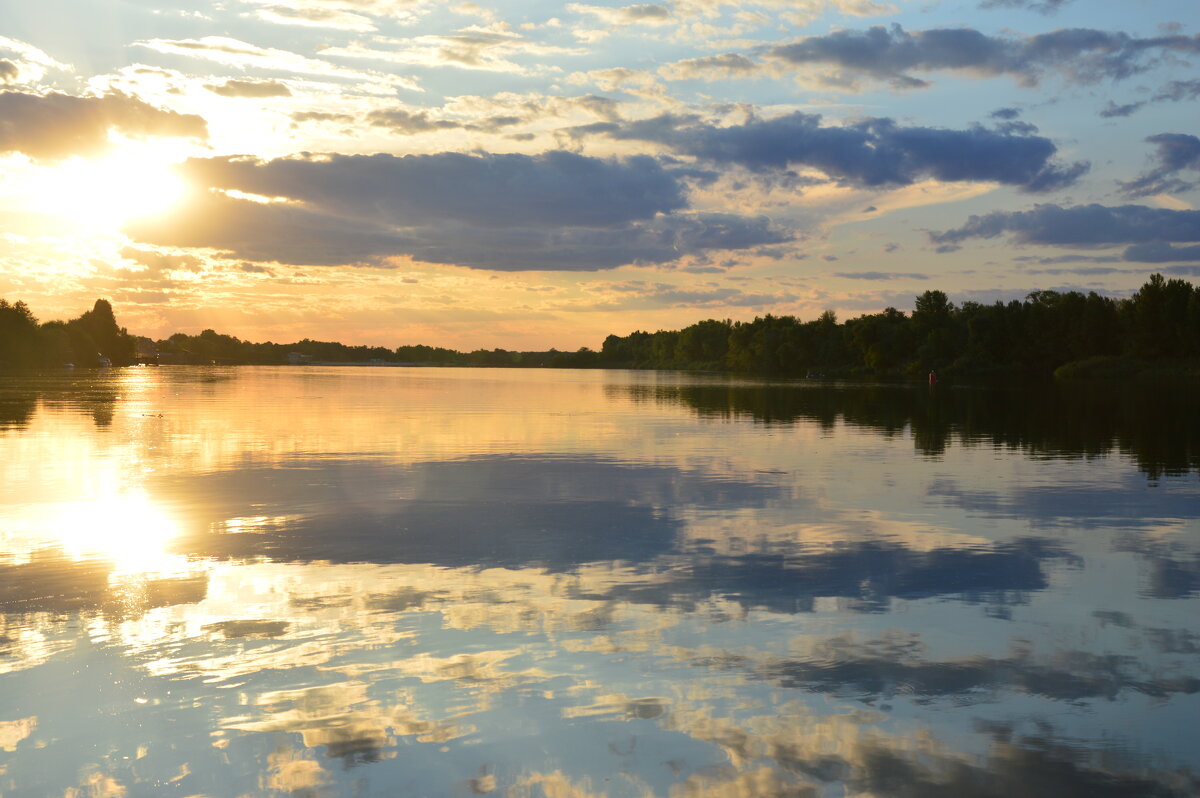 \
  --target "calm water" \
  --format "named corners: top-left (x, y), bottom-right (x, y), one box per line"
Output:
top-left (1, 367), bottom-right (1197, 797)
